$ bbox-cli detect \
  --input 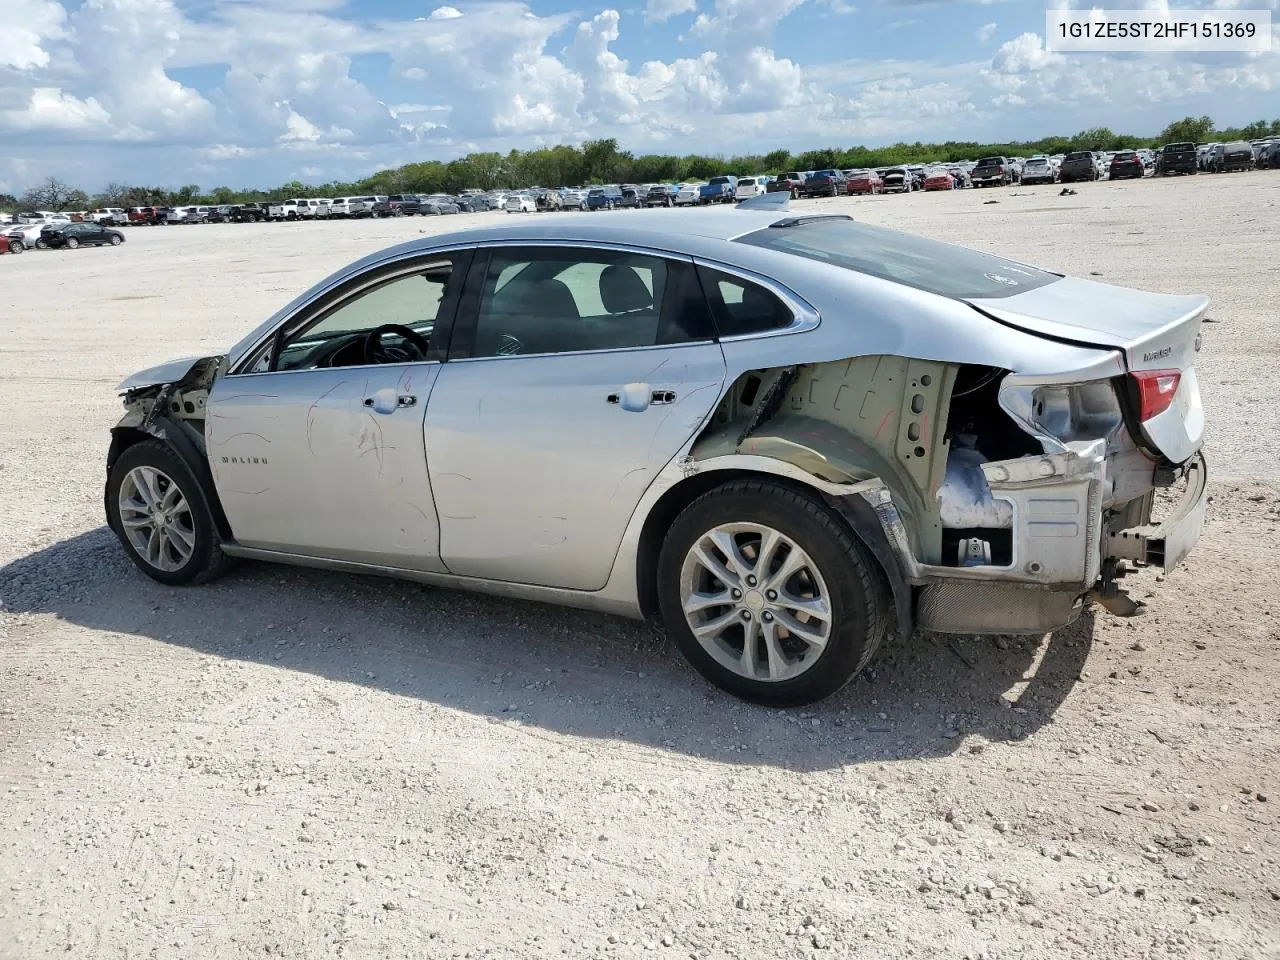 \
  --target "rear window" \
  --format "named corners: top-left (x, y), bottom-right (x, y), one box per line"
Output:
top-left (976, 157), bottom-right (1003, 165)
top-left (709, 176), bottom-right (731, 185)
top-left (739, 178), bottom-right (756, 186)
top-left (735, 218), bottom-right (1060, 301)
top-left (1065, 152), bottom-right (1092, 161)
top-left (782, 173), bottom-right (801, 180)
